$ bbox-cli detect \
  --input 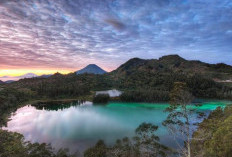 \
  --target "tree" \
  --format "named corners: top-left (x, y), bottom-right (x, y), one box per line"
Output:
top-left (163, 82), bottom-right (198, 157)
top-left (133, 123), bottom-right (170, 157)
top-left (191, 106), bottom-right (232, 157)
top-left (84, 123), bottom-right (171, 157)
top-left (0, 130), bottom-right (76, 157)
top-left (84, 140), bottom-right (107, 157)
